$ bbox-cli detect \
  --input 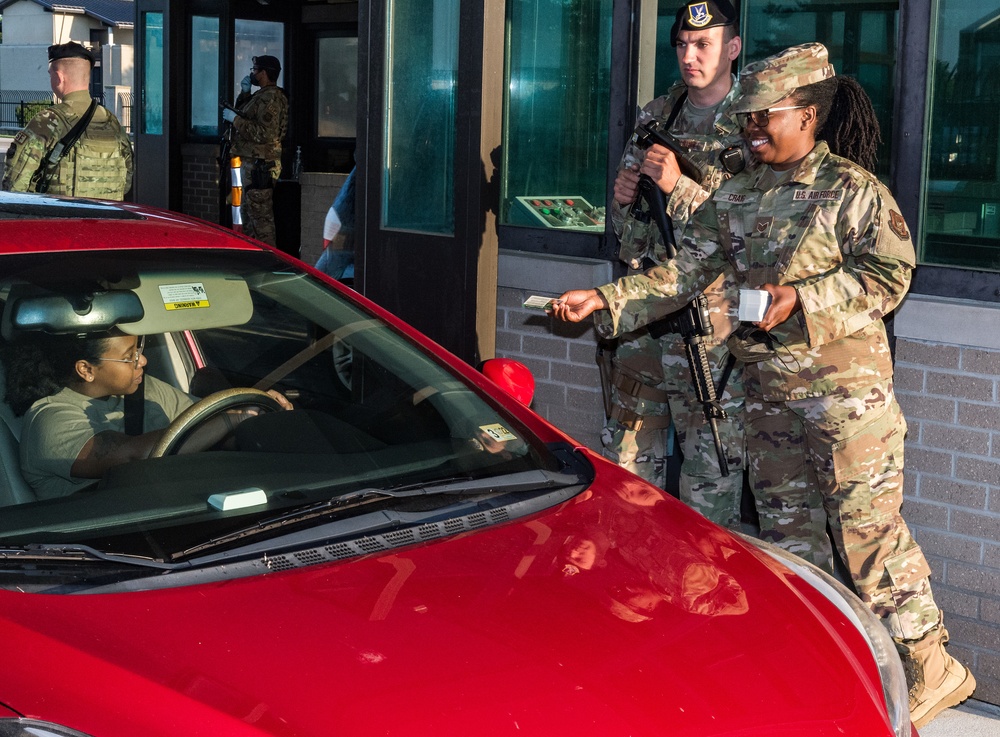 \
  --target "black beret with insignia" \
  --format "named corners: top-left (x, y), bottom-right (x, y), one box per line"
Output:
top-left (671, 1), bottom-right (739, 46)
